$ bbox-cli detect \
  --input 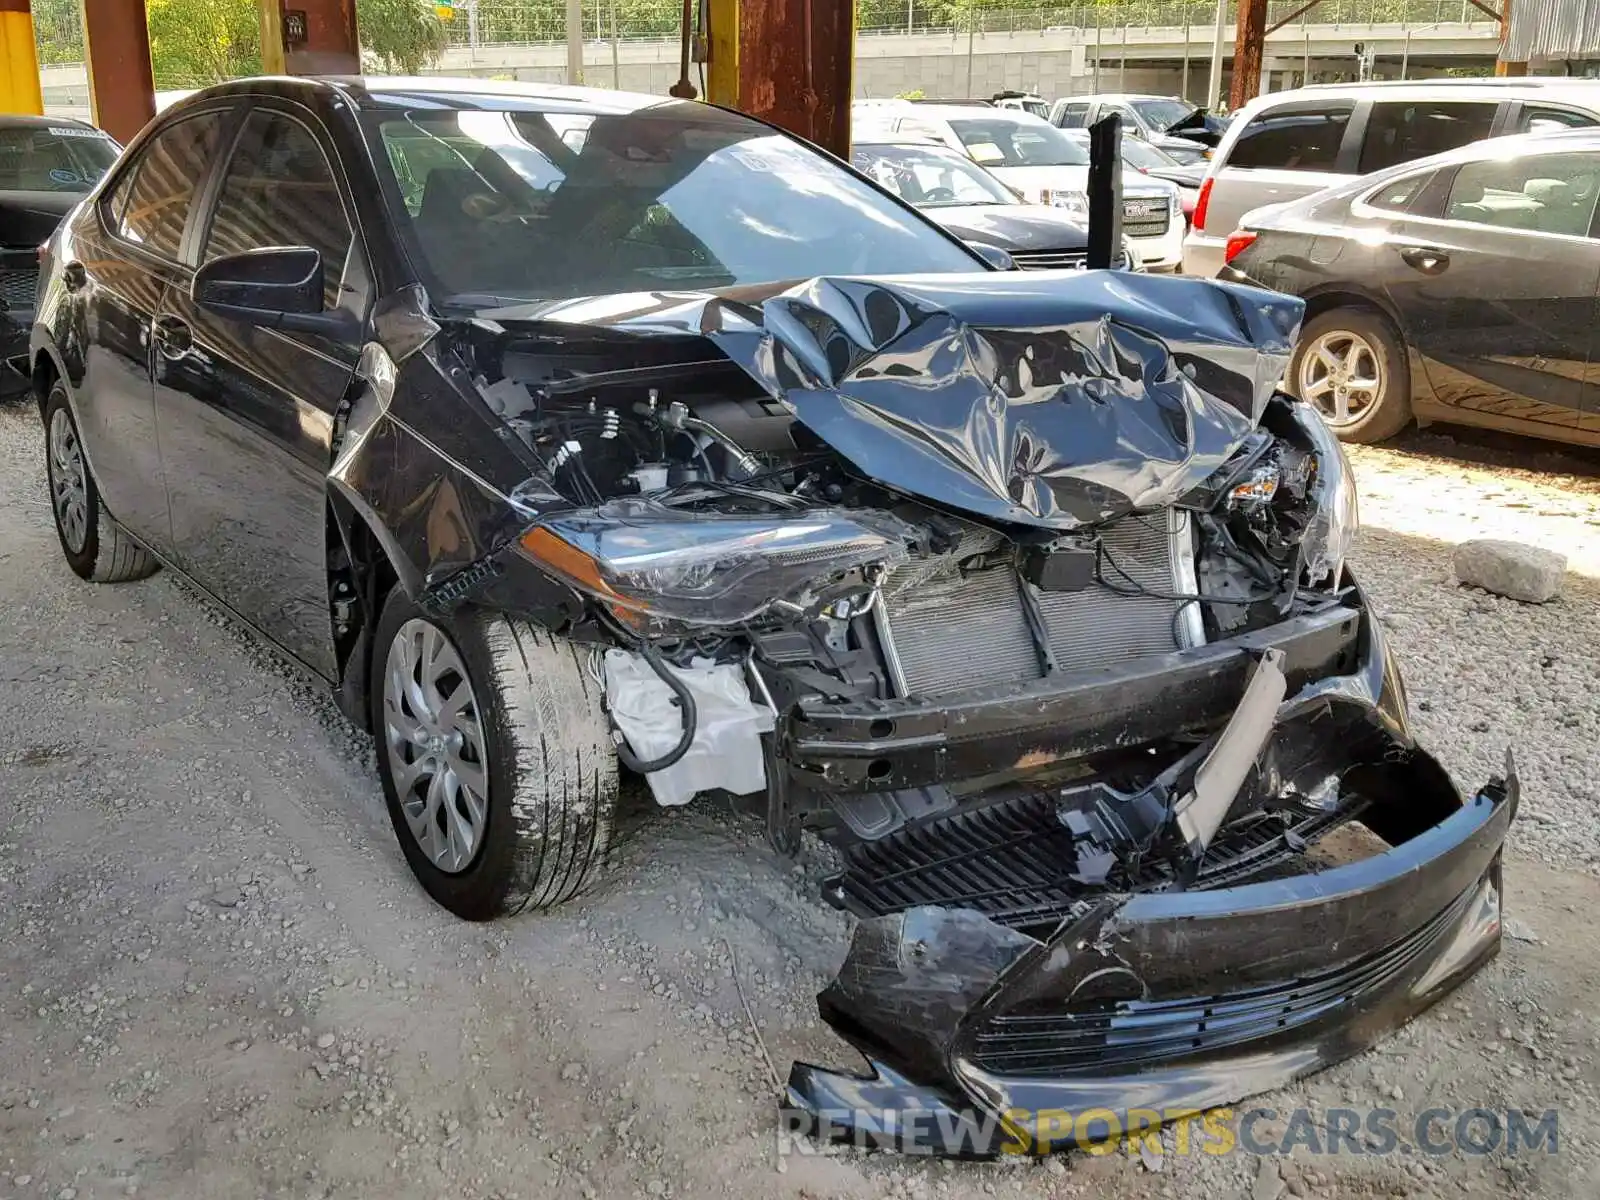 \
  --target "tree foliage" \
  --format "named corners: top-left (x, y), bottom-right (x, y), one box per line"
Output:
top-left (31, 0), bottom-right (449, 86)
